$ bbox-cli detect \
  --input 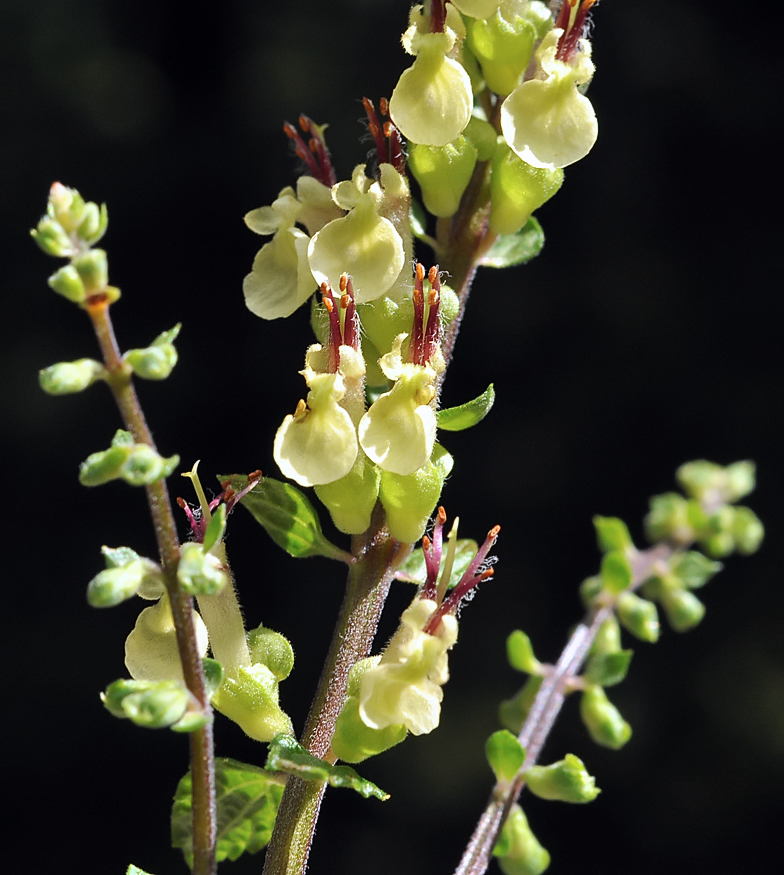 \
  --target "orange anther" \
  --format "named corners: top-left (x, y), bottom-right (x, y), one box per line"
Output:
top-left (423, 535), bottom-right (432, 551)
top-left (298, 115), bottom-right (309, 132)
top-left (437, 506), bottom-right (447, 524)
top-left (339, 273), bottom-right (348, 292)
top-left (488, 525), bottom-right (501, 538)
top-left (324, 297), bottom-right (334, 313)
top-left (340, 293), bottom-right (350, 310)
top-left (415, 262), bottom-right (426, 281)
top-left (380, 96), bottom-right (389, 115)
top-left (428, 265), bottom-right (438, 284)
top-left (176, 497), bottom-right (187, 509)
